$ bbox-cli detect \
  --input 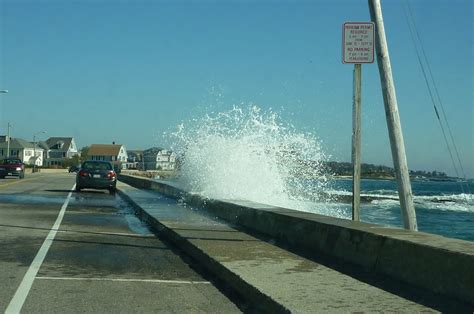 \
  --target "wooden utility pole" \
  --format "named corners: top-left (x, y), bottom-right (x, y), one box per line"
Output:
top-left (352, 64), bottom-right (362, 221)
top-left (368, 0), bottom-right (418, 230)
